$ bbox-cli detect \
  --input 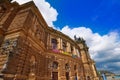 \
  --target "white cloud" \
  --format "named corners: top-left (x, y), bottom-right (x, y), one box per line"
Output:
top-left (61, 25), bottom-right (120, 62)
top-left (12, 0), bottom-right (30, 4)
top-left (12, 0), bottom-right (120, 73)
top-left (12, 0), bottom-right (58, 27)
top-left (61, 25), bottom-right (120, 73)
